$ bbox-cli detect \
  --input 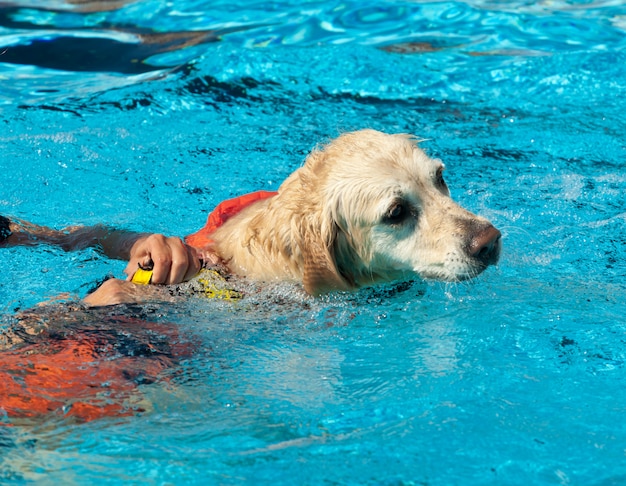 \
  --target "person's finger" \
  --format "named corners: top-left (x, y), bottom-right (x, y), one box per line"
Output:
top-left (142, 234), bottom-right (172, 284)
top-left (197, 248), bottom-right (220, 267)
top-left (181, 245), bottom-right (203, 282)
top-left (159, 238), bottom-right (185, 284)
top-left (149, 253), bottom-right (173, 285)
top-left (163, 238), bottom-right (202, 284)
top-left (124, 254), bottom-right (151, 280)
top-left (125, 234), bottom-right (168, 282)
